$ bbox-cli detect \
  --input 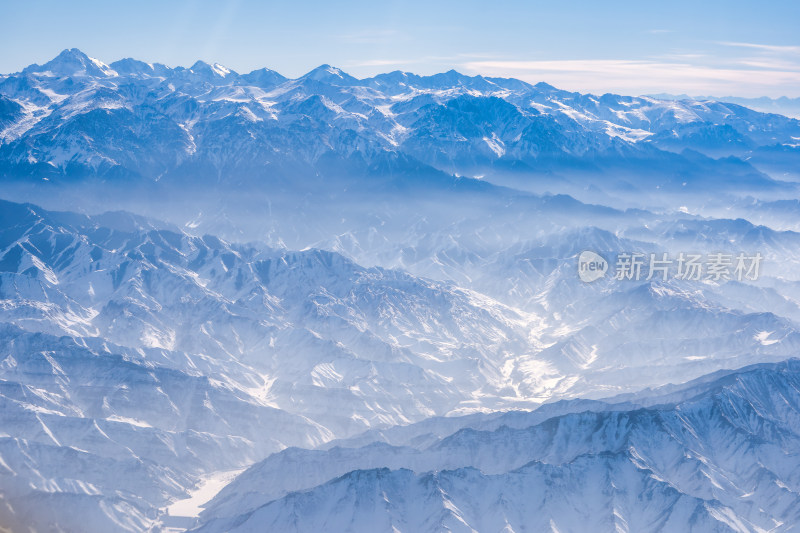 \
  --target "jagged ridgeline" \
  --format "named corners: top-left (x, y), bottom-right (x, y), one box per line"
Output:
top-left (1, 48), bottom-right (798, 203)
